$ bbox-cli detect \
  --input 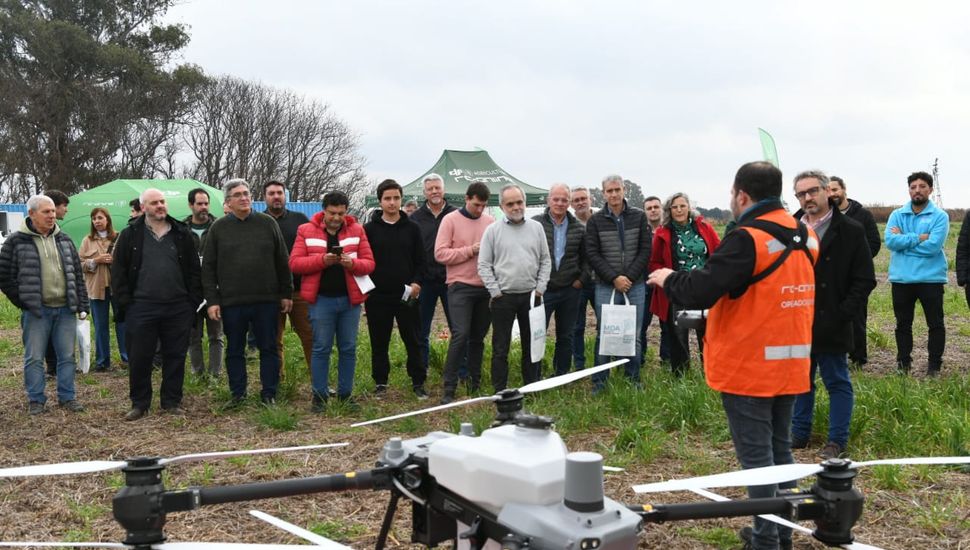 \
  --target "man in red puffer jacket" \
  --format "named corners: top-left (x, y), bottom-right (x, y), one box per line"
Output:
top-left (289, 191), bottom-right (375, 411)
